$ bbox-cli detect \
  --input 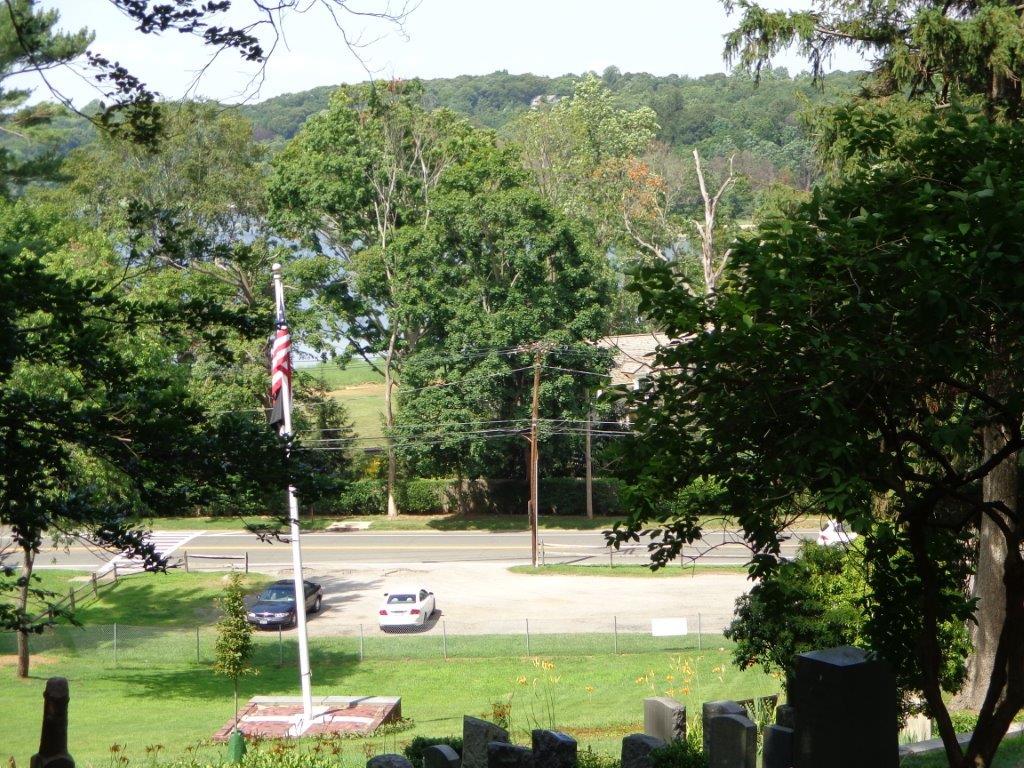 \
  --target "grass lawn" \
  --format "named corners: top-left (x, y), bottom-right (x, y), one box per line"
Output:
top-left (298, 361), bottom-right (383, 389)
top-left (508, 564), bottom-right (750, 577)
top-left (902, 735), bottom-right (1024, 766)
top-left (2, 572), bottom-right (778, 768)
